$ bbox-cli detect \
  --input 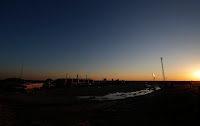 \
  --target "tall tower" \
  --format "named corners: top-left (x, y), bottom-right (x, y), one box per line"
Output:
top-left (160, 57), bottom-right (165, 81)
